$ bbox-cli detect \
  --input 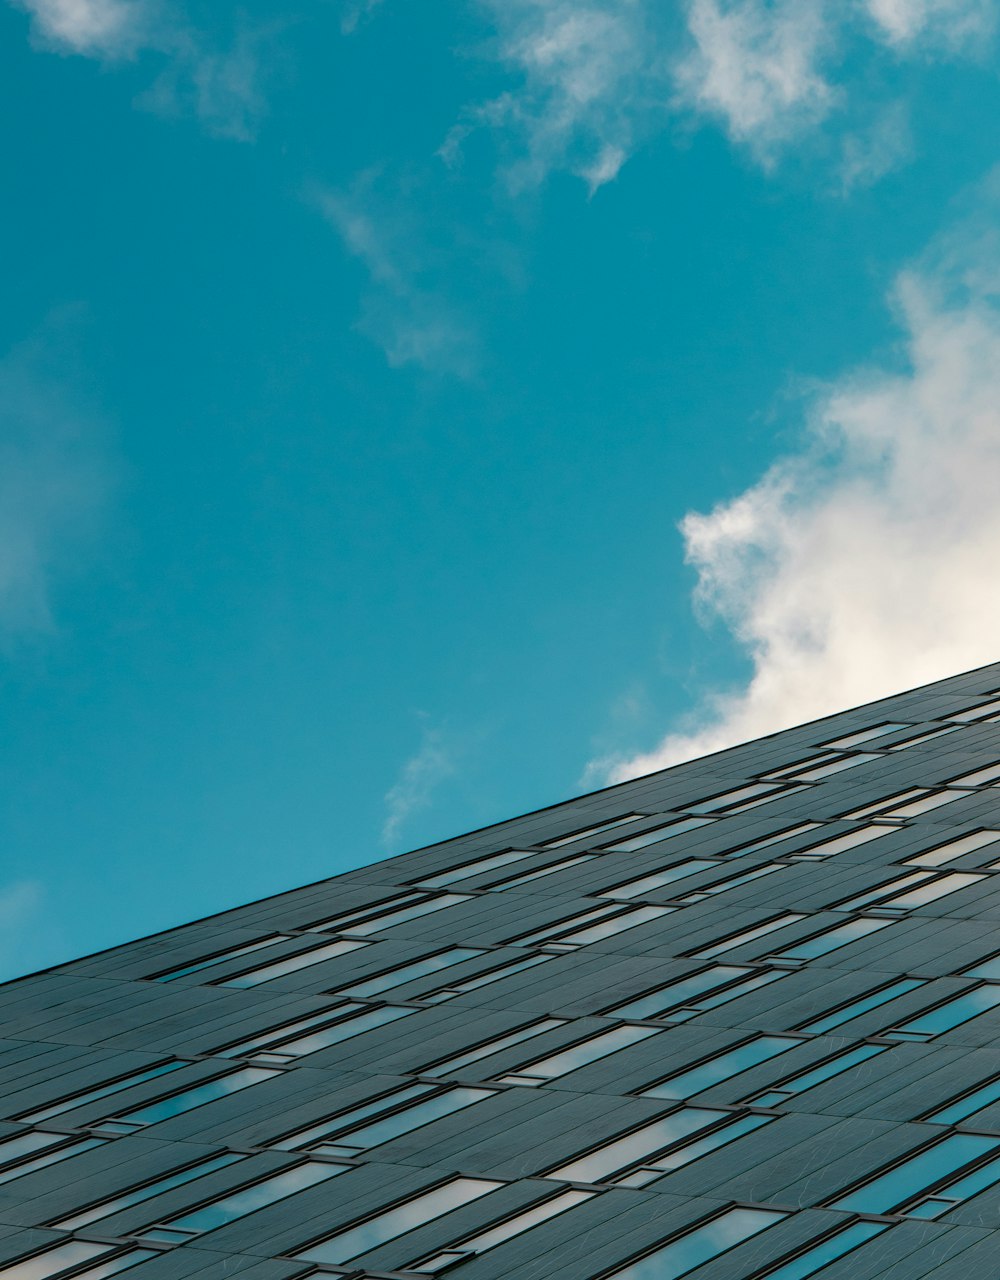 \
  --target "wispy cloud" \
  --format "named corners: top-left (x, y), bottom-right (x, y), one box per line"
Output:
top-left (596, 176), bottom-right (1000, 780)
top-left (863, 0), bottom-right (997, 49)
top-left (12, 0), bottom-right (269, 140)
top-left (382, 724), bottom-right (458, 849)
